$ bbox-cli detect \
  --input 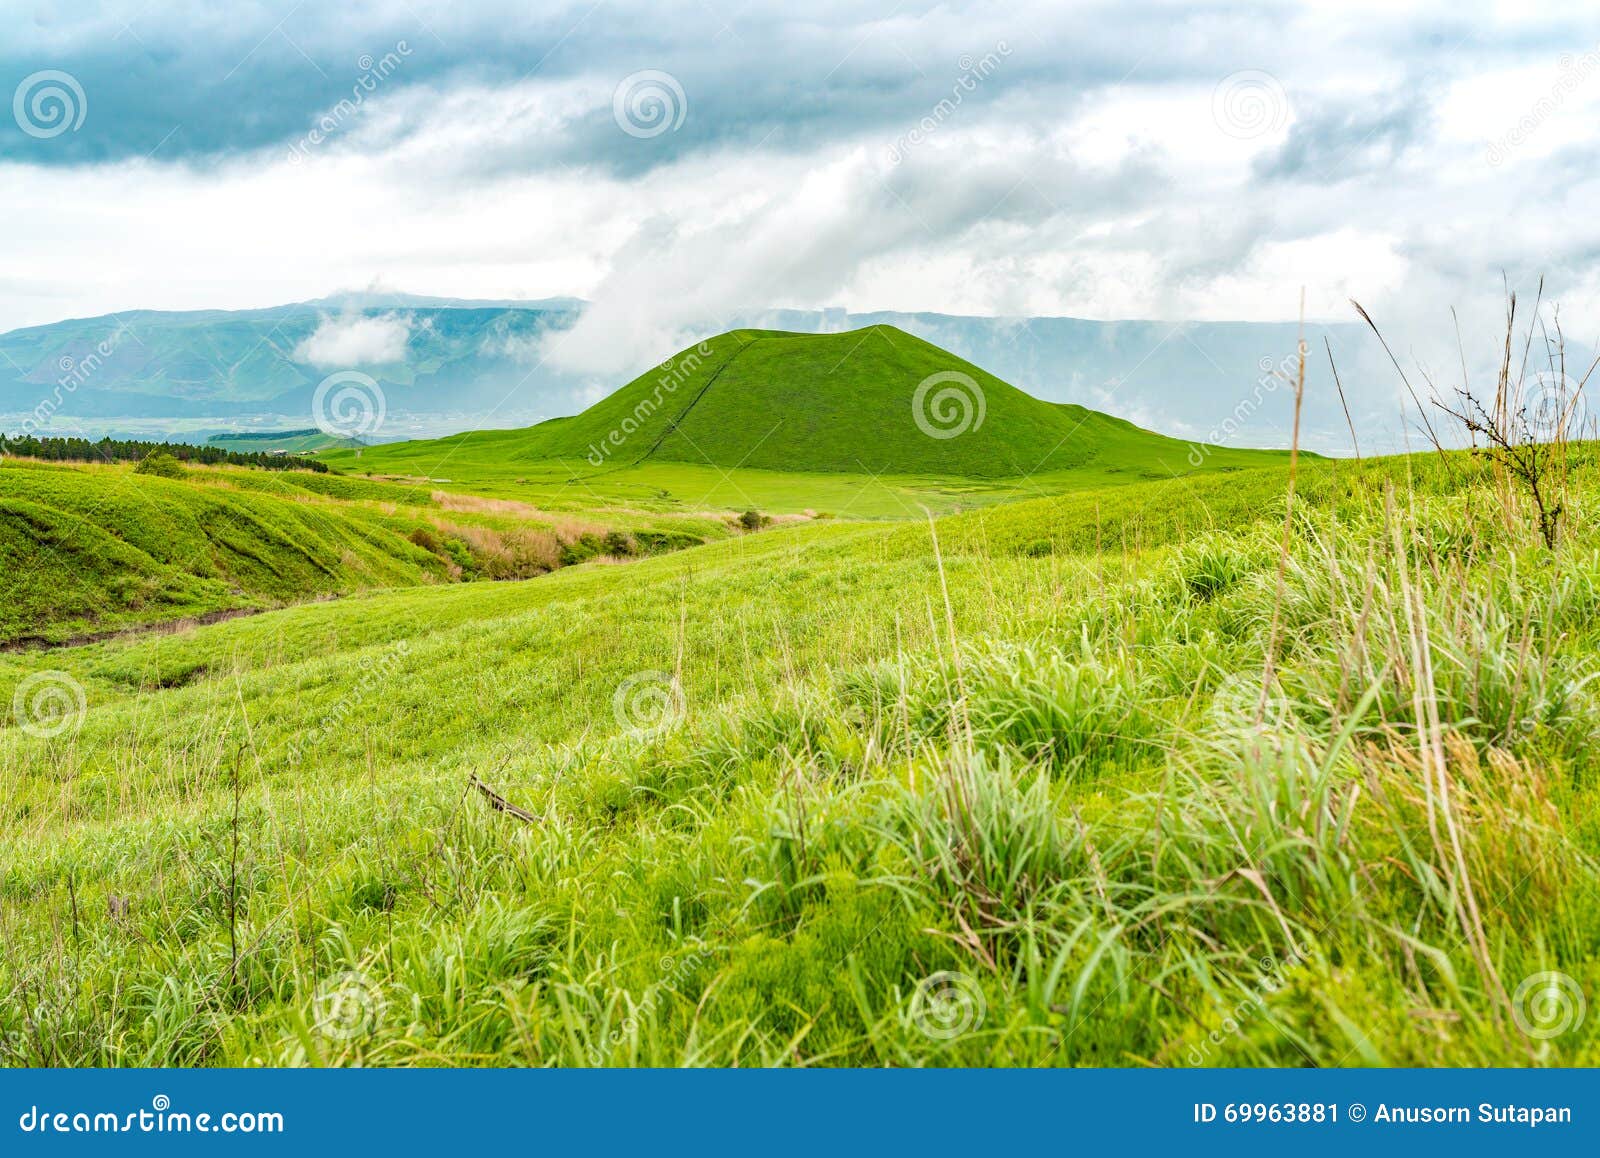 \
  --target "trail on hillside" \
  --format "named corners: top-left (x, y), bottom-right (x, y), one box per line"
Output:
top-left (636, 336), bottom-right (762, 465)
